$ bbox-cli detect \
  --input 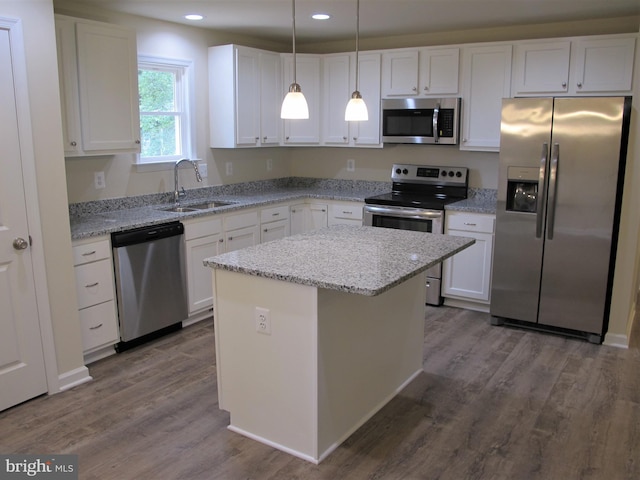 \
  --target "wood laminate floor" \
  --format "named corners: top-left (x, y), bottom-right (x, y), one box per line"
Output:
top-left (1, 306), bottom-right (639, 480)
